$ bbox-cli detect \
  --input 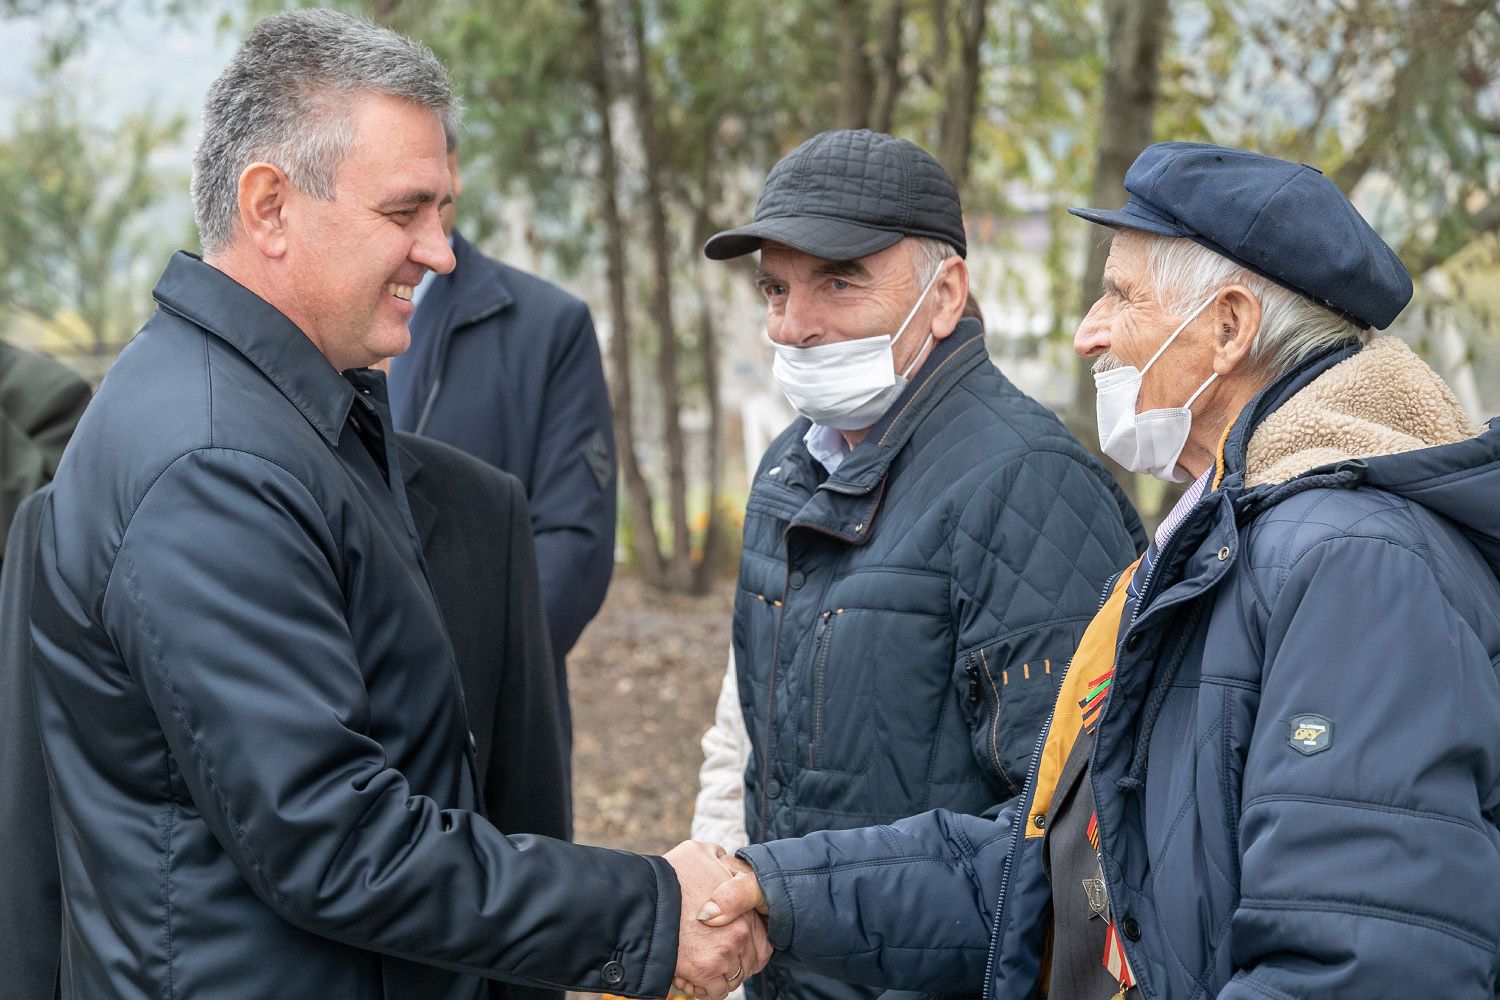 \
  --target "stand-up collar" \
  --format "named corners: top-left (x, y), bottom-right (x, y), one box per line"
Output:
top-left (442, 229), bottom-right (514, 327)
top-left (151, 252), bottom-right (357, 446)
top-left (820, 317), bottom-right (988, 495)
